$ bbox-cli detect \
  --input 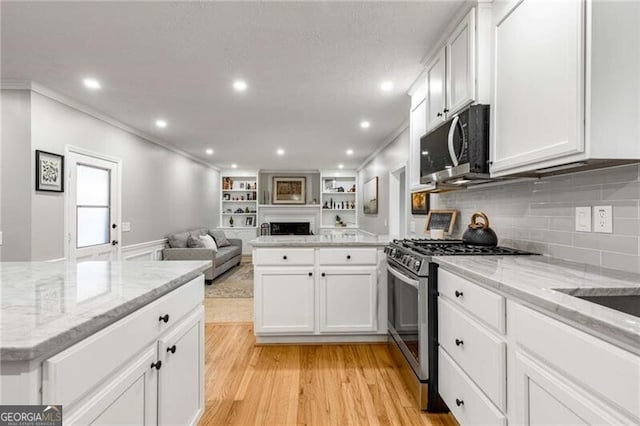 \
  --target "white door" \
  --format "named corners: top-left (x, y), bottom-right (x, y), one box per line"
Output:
top-left (491, 0), bottom-right (585, 175)
top-left (446, 9), bottom-right (475, 115)
top-left (318, 267), bottom-right (377, 333)
top-left (254, 268), bottom-right (315, 333)
top-left (389, 165), bottom-right (407, 238)
top-left (158, 308), bottom-right (204, 426)
top-left (425, 48), bottom-right (447, 131)
top-left (67, 150), bottom-right (121, 262)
